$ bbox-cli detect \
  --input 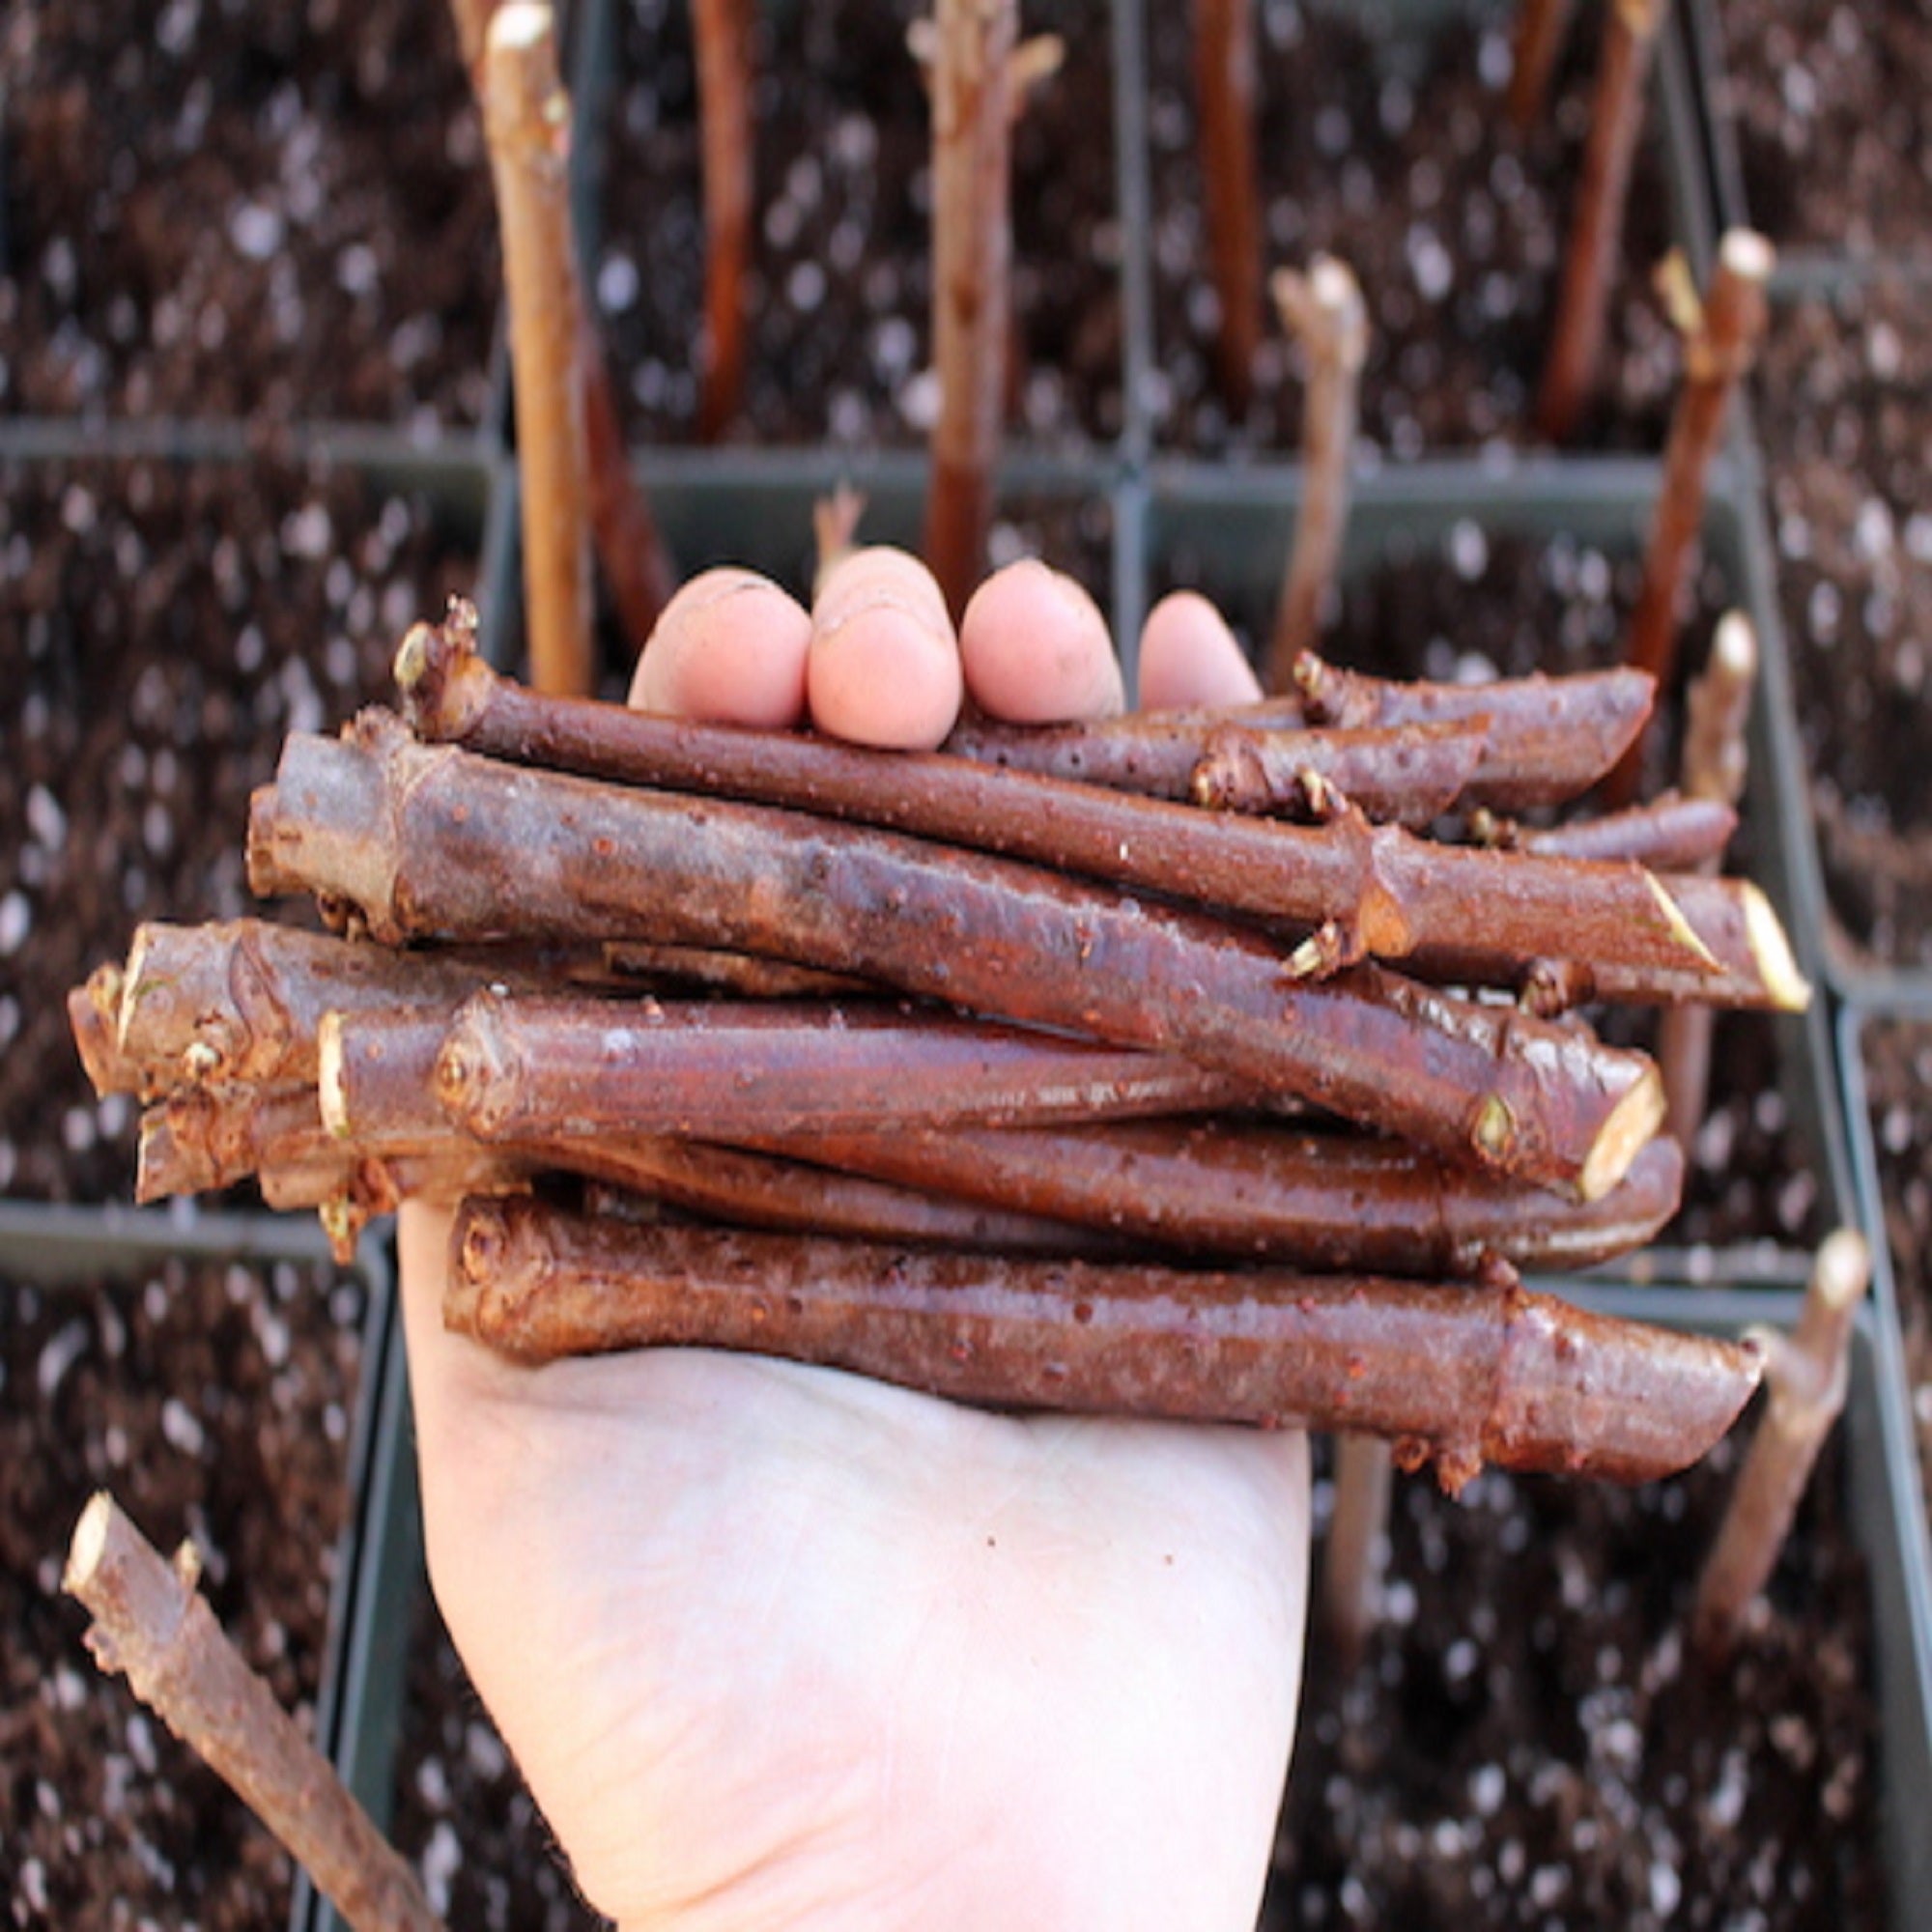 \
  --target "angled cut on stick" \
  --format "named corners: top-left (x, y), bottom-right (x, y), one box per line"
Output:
top-left (441, 1199), bottom-right (1764, 1493)
top-left (922, 0), bottom-right (1019, 618)
top-left (247, 715), bottom-right (1667, 1199)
